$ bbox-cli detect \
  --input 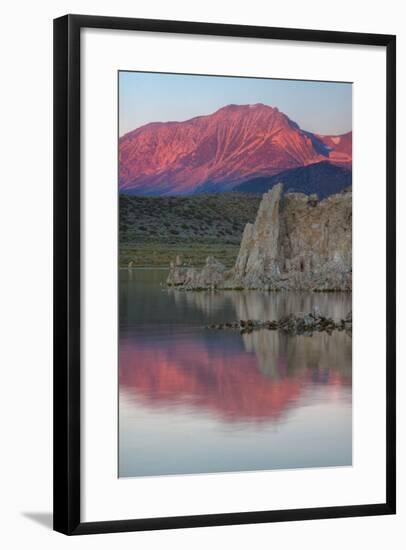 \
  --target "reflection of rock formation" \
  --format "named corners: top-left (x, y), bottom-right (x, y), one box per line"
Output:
top-left (169, 286), bottom-right (352, 323)
top-left (167, 286), bottom-right (236, 318)
top-left (241, 330), bottom-right (352, 378)
top-left (119, 330), bottom-right (351, 423)
top-left (166, 287), bottom-right (352, 371)
top-left (167, 184), bottom-right (352, 291)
